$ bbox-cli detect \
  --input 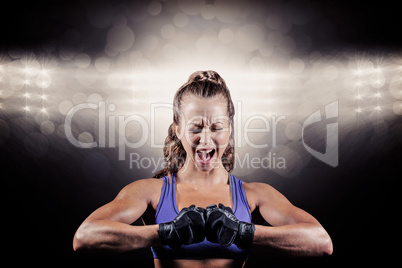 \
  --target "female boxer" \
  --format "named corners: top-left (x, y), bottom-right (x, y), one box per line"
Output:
top-left (73, 70), bottom-right (333, 267)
